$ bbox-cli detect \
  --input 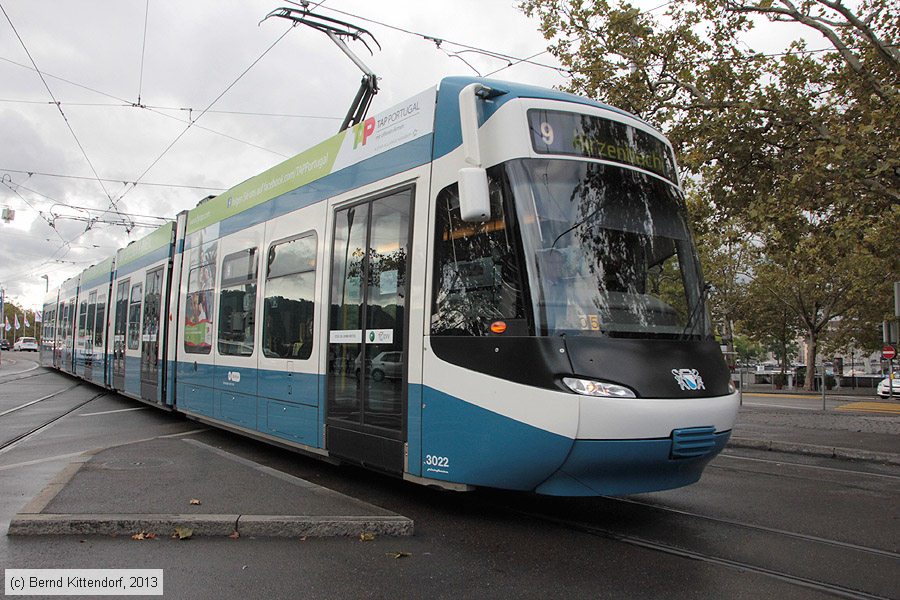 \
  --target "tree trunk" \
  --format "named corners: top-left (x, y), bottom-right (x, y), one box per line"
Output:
top-left (804, 330), bottom-right (818, 391)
